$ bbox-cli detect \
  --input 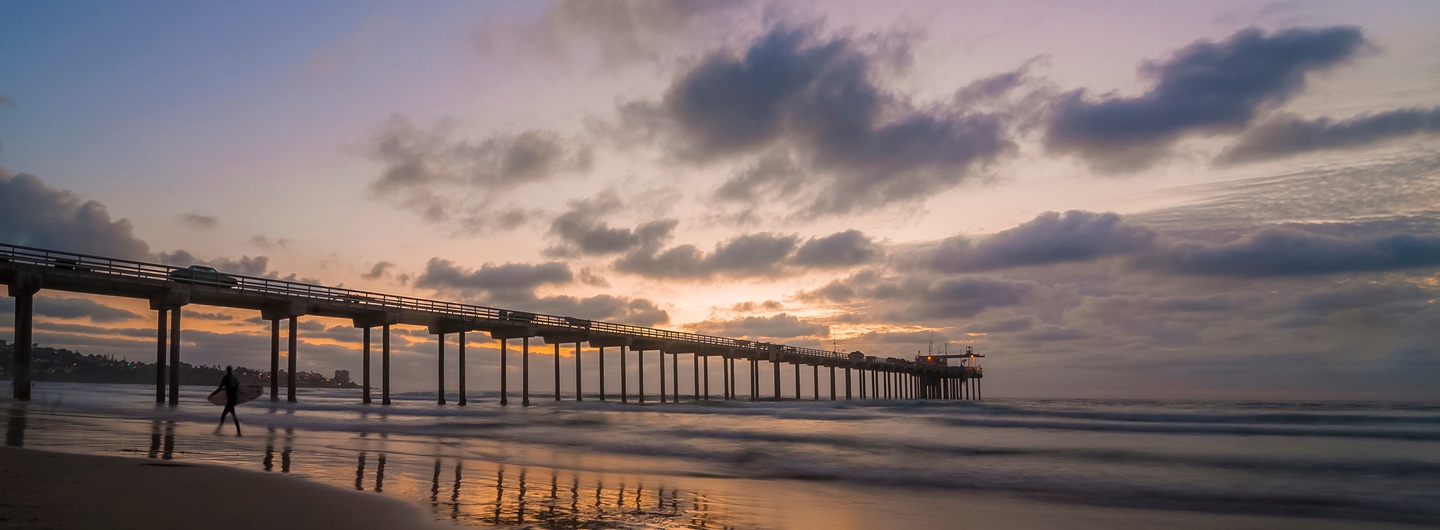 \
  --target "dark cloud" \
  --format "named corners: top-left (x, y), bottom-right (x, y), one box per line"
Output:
top-left (414, 258), bottom-right (573, 295)
top-left (177, 212), bottom-right (219, 230)
top-left (686, 313), bottom-right (828, 340)
top-left (36, 297), bottom-right (141, 323)
top-left (513, 294), bottom-right (670, 328)
top-left (361, 261), bottom-right (395, 280)
top-left (617, 229), bottom-right (881, 280)
top-left (911, 277), bottom-right (1035, 319)
top-left (158, 250), bottom-right (271, 277)
top-left (187, 311), bottom-right (237, 321)
top-left (1218, 106), bottom-right (1440, 164)
top-left (798, 270), bottom-right (1033, 321)
top-left (731, 300), bottom-right (784, 312)
top-left (1140, 226), bottom-right (1440, 276)
top-left (616, 232), bottom-right (798, 279)
top-left (1045, 26), bottom-right (1367, 171)
top-left (792, 230), bottom-right (883, 268)
top-left (0, 169), bottom-right (151, 258)
top-left (953, 57), bottom-right (1046, 107)
top-left (1282, 282), bottom-right (1433, 329)
top-left (544, 192), bottom-right (678, 257)
top-left (621, 24), bottom-right (1013, 216)
top-left (929, 211), bottom-right (1155, 272)
top-left (364, 115), bottom-right (588, 232)
top-left (967, 315), bottom-right (1041, 333)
